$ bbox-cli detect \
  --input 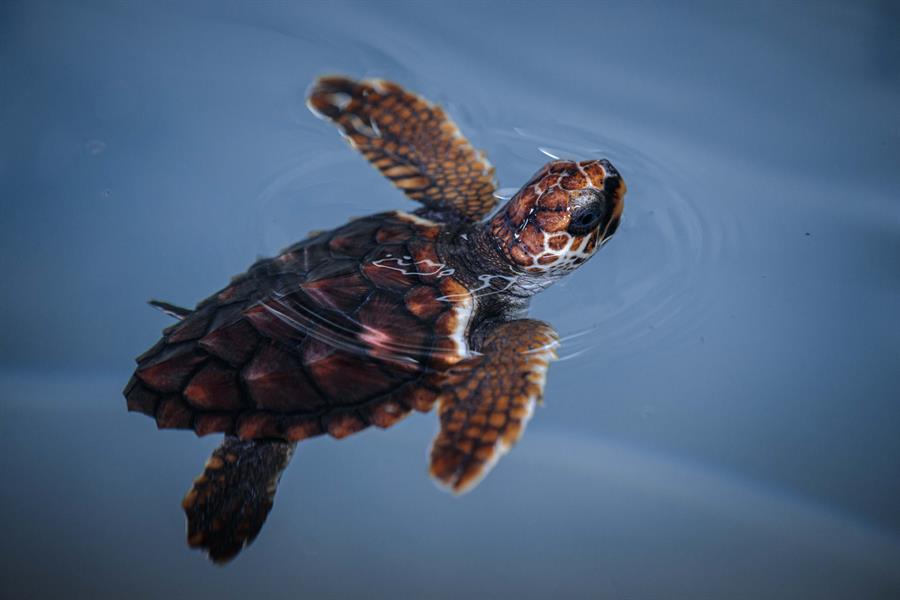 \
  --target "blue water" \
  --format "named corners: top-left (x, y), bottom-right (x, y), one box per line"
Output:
top-left (2, 1), bottom-right (899, 598)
